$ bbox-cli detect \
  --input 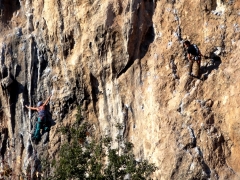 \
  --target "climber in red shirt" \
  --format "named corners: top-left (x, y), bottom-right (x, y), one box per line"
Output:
top-left (25, 95), bottom-right (52, 142)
